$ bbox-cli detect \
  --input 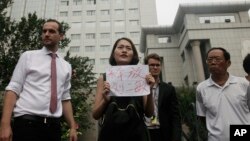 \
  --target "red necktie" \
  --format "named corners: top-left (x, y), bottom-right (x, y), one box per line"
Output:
top-left (50, 53), bottom-right (57, 113)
